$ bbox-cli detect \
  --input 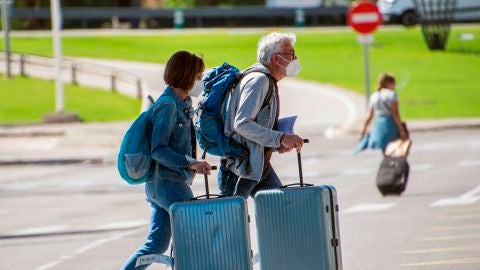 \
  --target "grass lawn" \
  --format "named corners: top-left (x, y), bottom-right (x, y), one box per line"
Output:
top-left (3, 25), bottom-right (480, 119)
top-left (0, 75), bottom-right (141, 124)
